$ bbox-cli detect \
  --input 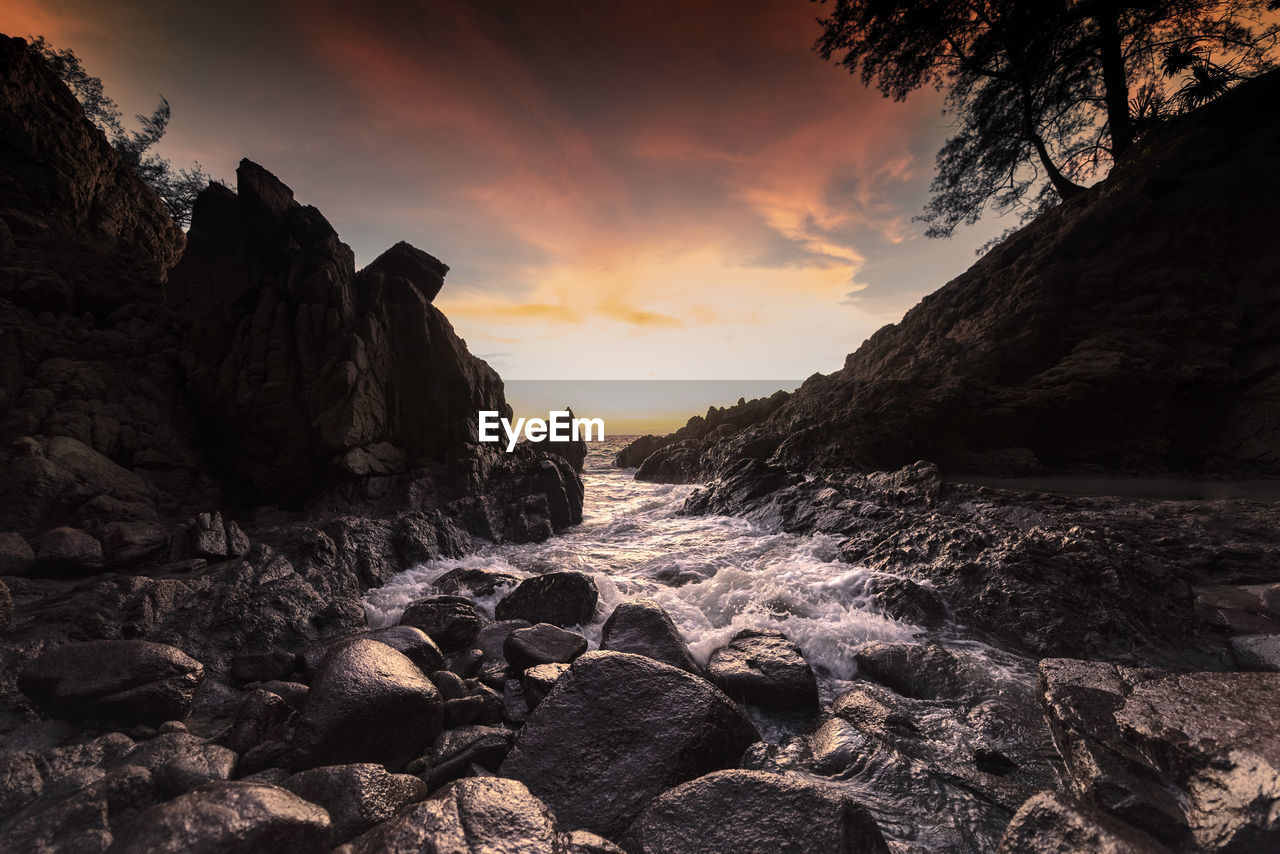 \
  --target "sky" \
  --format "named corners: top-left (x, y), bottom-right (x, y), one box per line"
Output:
top-left (3, 0), bottom-right (1006, 386)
